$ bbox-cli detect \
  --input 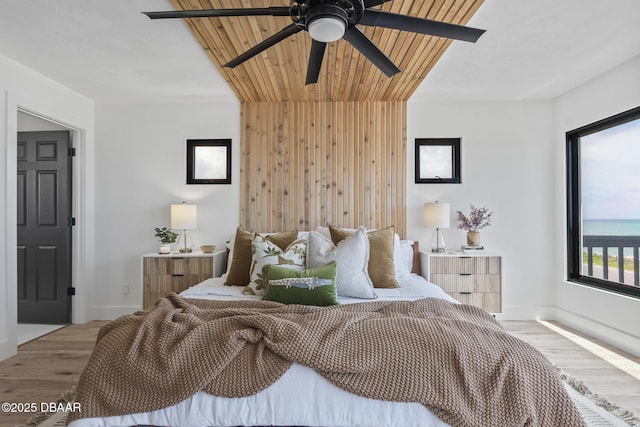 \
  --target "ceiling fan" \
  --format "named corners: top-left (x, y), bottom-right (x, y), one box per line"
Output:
top-left (143, 0), bottom-right (485, 85)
